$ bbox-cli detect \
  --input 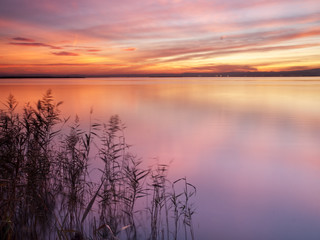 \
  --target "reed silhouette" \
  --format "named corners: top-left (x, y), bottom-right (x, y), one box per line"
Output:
top-left (0, 90), bottom-right (196, 240)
